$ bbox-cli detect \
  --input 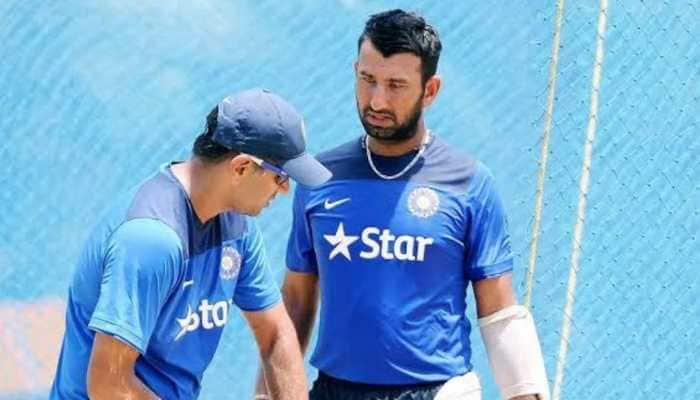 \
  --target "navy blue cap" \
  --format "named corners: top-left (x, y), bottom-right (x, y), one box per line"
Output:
top-left (212, 88), bottom-right (331, 187)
